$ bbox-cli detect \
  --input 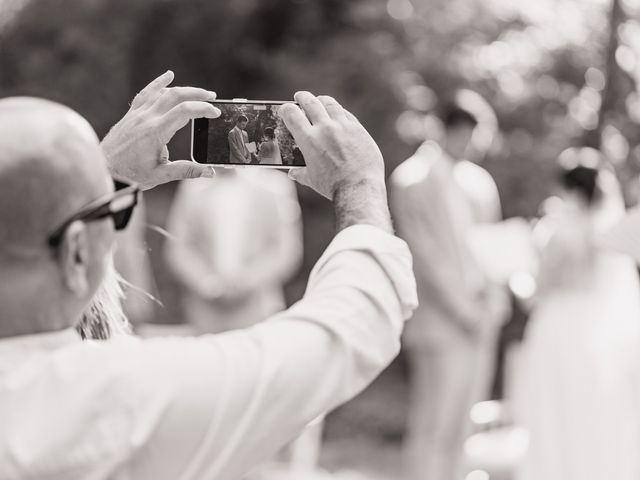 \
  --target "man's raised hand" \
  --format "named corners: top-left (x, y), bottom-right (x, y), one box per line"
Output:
top-left (281, 92), bottom-right (391, 232)
top-left (281, 91), bottom-right (386, 201)
top-left (101, 71), bottom-right (221, 189)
